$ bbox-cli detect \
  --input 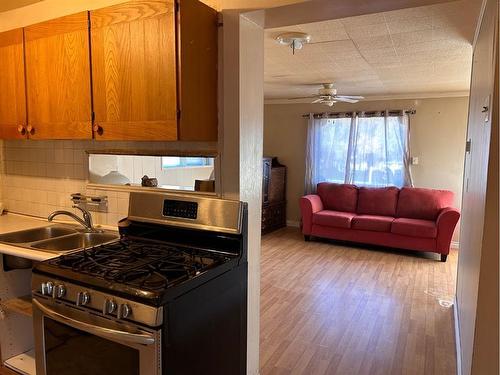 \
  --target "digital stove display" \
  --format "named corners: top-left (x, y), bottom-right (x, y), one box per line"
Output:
top-left (163, 199), bottom-right (198, 219)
